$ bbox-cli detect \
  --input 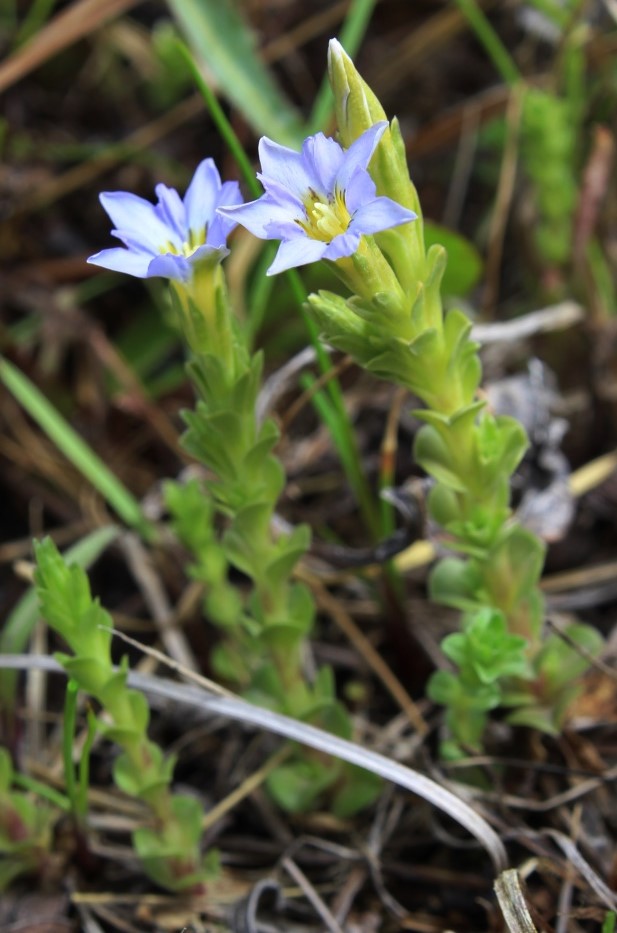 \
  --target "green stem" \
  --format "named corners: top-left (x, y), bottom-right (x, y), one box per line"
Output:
top-left (288, 269), bottom-right (381, 538)
top-left (76, 708), bottom-right (97, 823)
top-left (62, 679), bottom-right (79, 818)
top-left (180, 44), bottom-right (262, 199)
